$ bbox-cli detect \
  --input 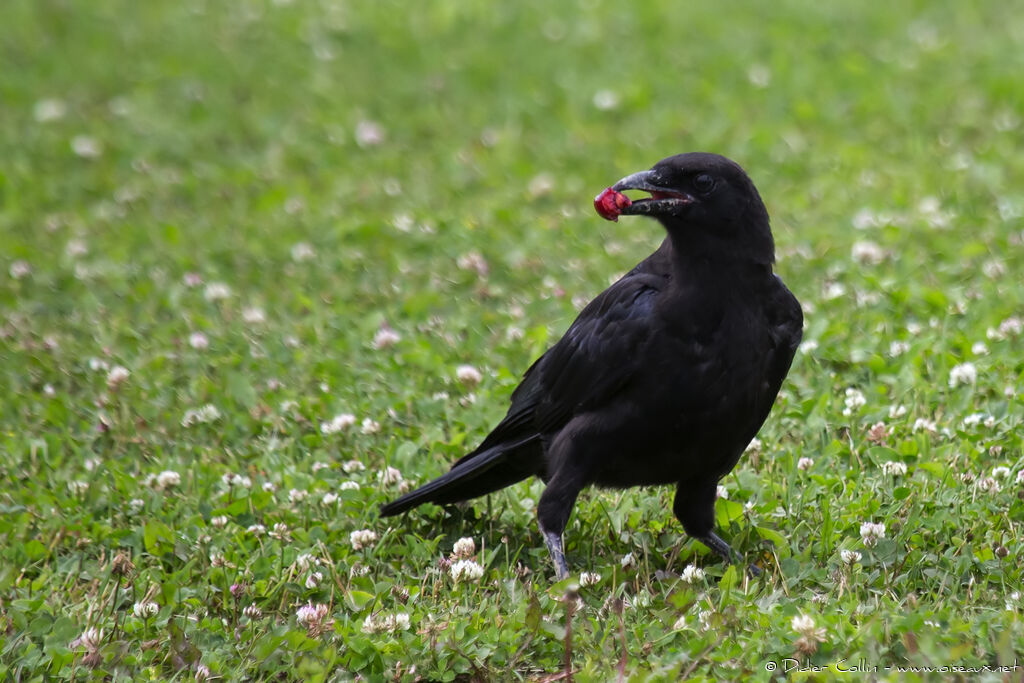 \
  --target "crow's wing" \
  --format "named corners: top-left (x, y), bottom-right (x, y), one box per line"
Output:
top-left (517, 270), bottom-right (666, 435)
top-left (454, 243), bottom-right (673, 464)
